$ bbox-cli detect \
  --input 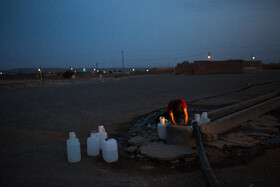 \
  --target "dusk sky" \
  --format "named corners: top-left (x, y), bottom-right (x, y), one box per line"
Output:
top-left (1, 0), bottom-right (280, 70)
